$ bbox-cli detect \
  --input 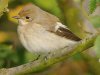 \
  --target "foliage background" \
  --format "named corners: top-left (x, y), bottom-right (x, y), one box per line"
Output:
top-left (0, 0), bottom-right (100, 75)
